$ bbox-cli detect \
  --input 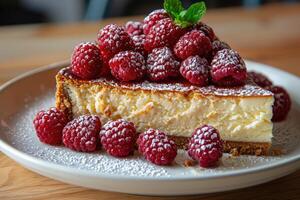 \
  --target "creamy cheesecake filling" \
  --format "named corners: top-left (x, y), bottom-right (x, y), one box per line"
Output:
top-left (63, 83), bottom-right (273, 143)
